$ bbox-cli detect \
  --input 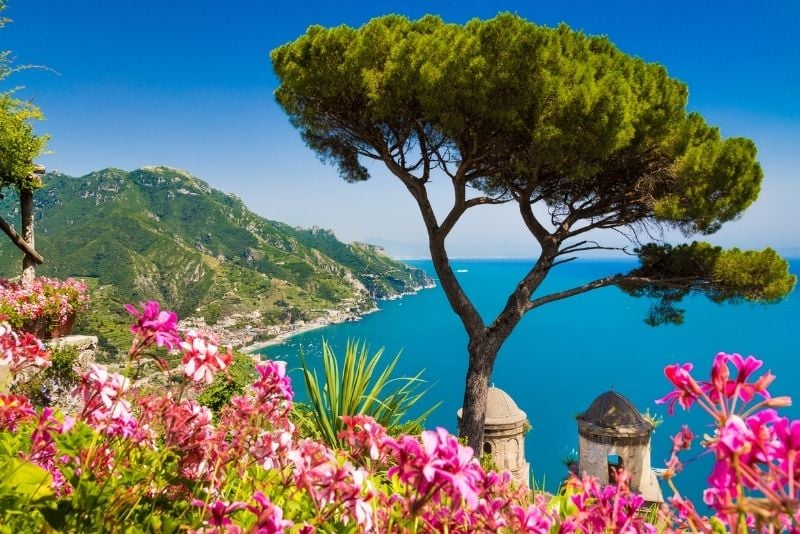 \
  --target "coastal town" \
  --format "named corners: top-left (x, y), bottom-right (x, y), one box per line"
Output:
top-left (178, 279), bottom-right (437, 353)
